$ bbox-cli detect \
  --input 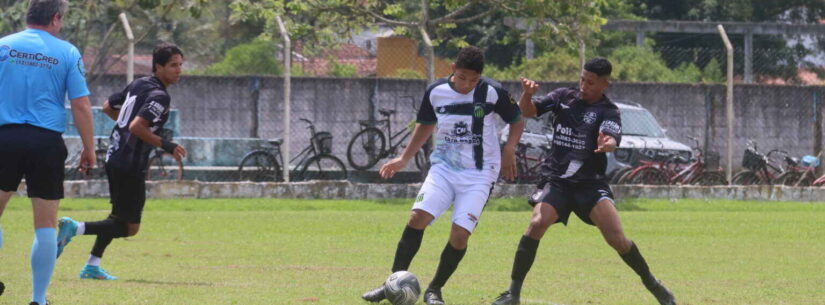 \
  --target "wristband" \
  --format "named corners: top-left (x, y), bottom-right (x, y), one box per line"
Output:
top-left (161, 140), bottom-right (178, 154)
